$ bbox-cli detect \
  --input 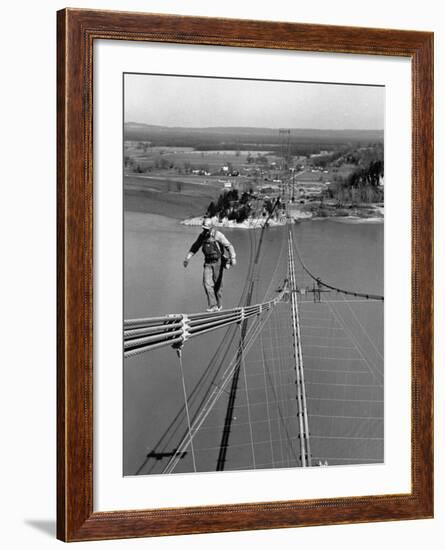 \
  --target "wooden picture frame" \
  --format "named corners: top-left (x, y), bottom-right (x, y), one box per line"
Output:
top-left (57, 8), bottom-right (433, 542)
